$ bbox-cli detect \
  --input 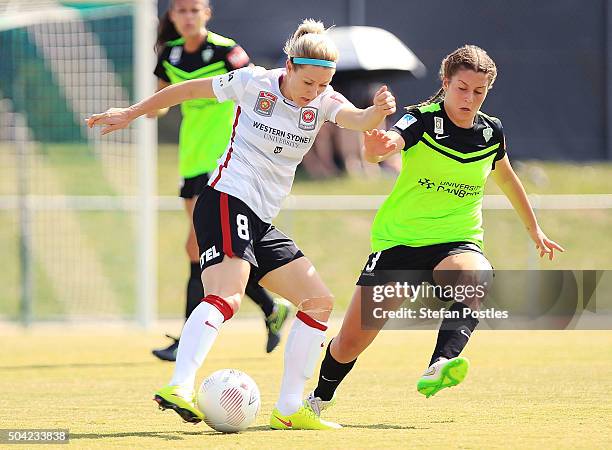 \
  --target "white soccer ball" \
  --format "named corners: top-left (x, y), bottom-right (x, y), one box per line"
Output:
top-left (197, 369), bottom-right (260, 433)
